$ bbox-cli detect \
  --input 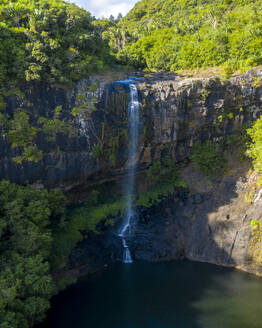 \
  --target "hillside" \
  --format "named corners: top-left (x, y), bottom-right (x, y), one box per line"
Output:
top-left (0, 0), bottom-right (115, 164)
top-left (0, 0), bottom-right (111, 90)
top-left (106, 0), bottom-right (262, 72)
